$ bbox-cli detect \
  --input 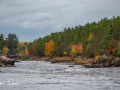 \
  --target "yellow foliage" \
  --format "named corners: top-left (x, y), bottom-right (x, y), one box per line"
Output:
top-left (19, 42), bottom-right (28, 46)
top-left (44, 39), bottom-right (55, 56)
top-left (19, 45), bottom-right (29, 56)
top-left (88, 33), bottom-right (93, 42)
top-left (2, 47), bottom-right (9, 55)
top-left (25, 47), bottom-right (29, 55)
top-left (71, 45), bottom-right (76, 56)
top-left (63, 51), bottom-right (68, 56)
